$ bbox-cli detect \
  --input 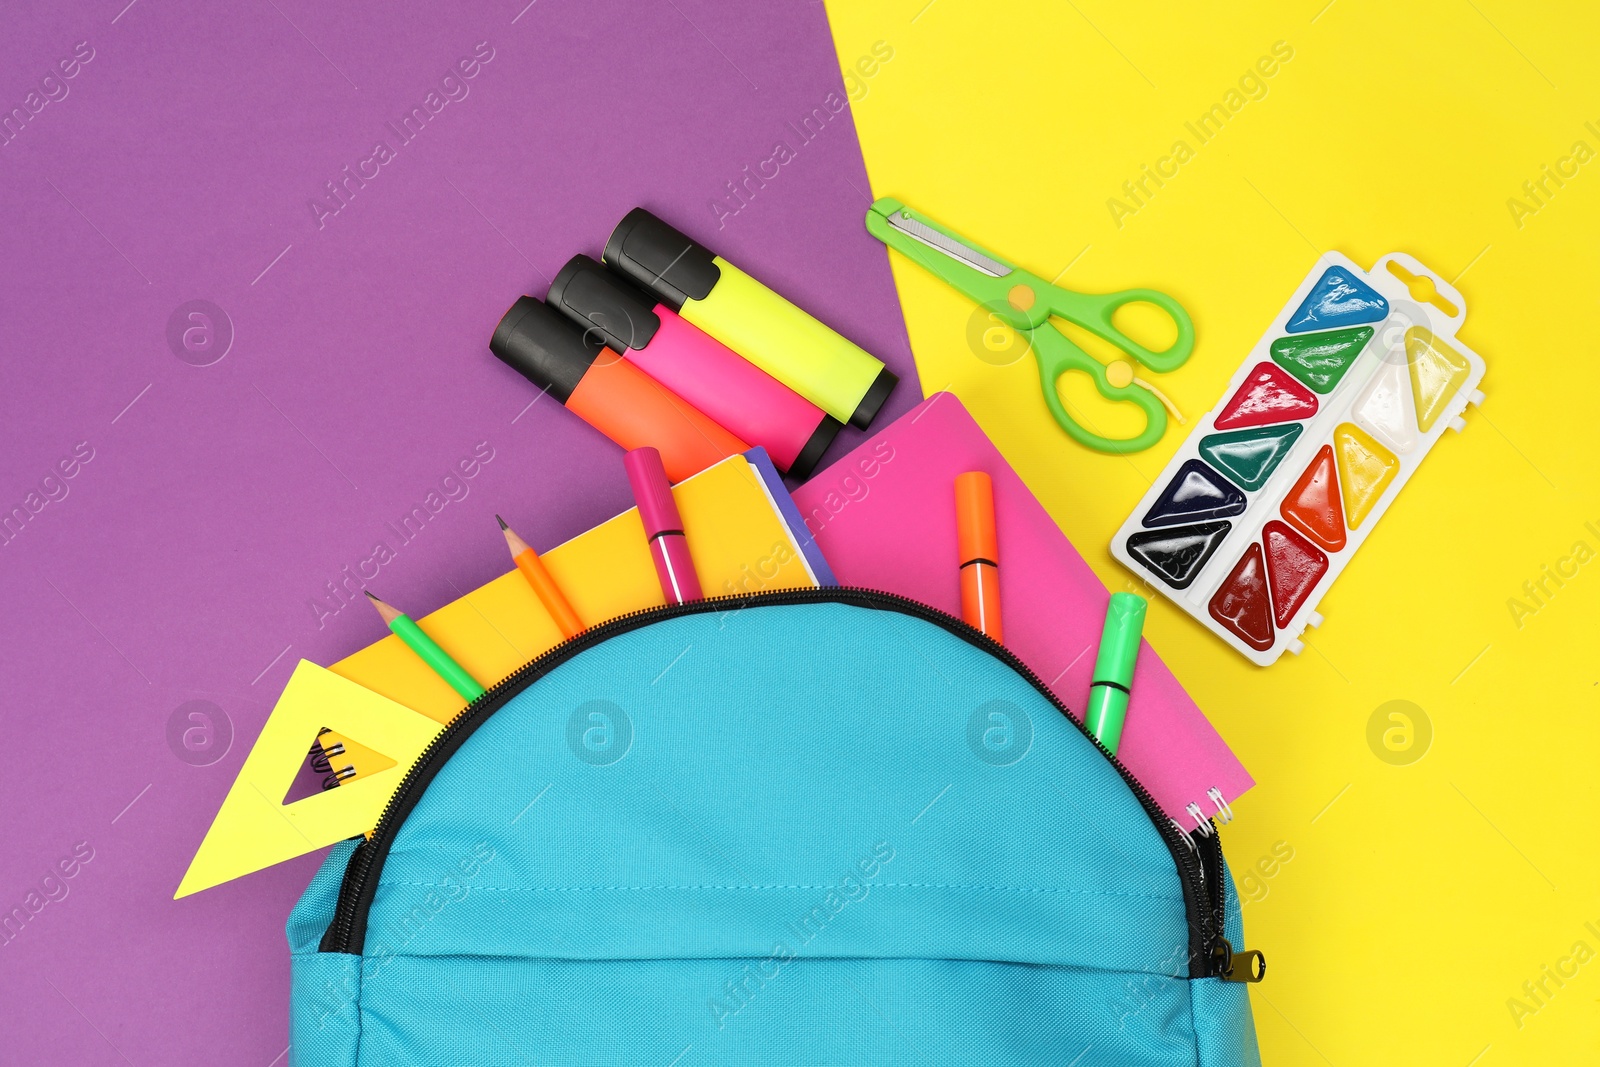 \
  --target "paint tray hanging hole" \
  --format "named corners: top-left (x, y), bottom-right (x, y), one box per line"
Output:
top-left (1370, 253), bottom-right (1467, 336)
top-left (1384, 259), bottom-right (1459, 318)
